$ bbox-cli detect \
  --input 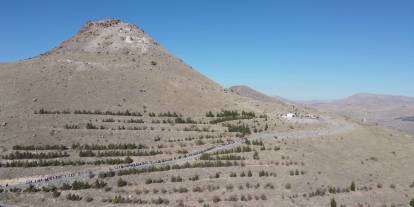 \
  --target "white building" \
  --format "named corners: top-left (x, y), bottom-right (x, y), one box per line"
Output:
top-left (283, 113), bottom-right (296, 119)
